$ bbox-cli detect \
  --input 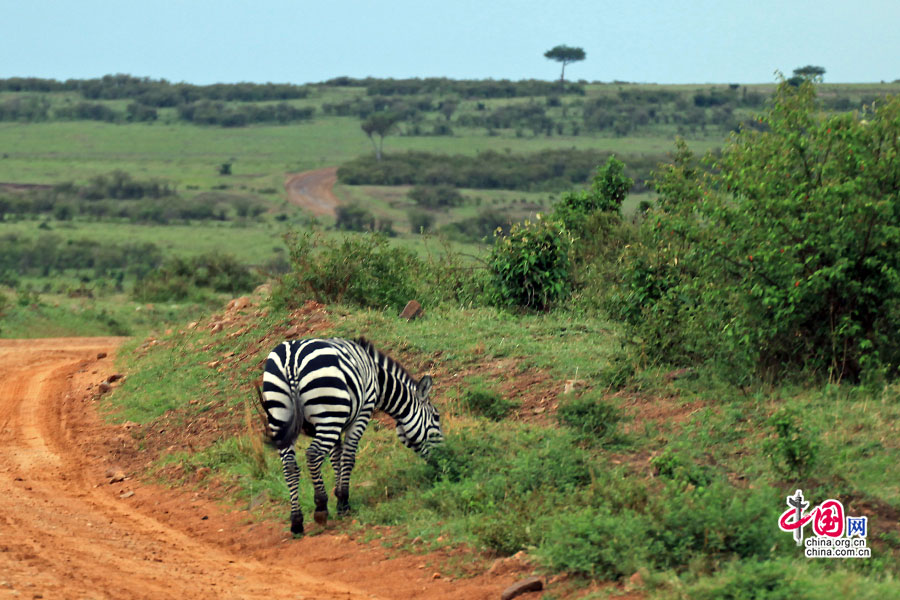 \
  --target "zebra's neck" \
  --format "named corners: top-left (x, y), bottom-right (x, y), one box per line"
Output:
top-left (357, 339), bottom-right (420, 418)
